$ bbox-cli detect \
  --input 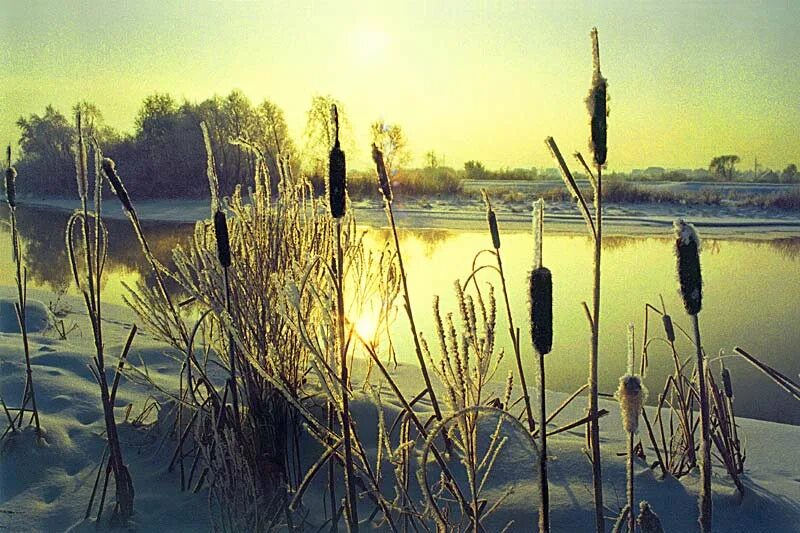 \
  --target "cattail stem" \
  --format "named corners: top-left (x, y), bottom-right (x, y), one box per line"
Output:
top-left (627, 431), bottom-right (635, 533)
top-left (589, 164), bottom-right (604, 533)
top-left (336, 220), bottom-right (359, 532)
top-left (538, 351), bottom-right (550, 533)
top-left (692, 314), bottom-right (713, 533)
top-left (385, 202), bottom-right (446, 437)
